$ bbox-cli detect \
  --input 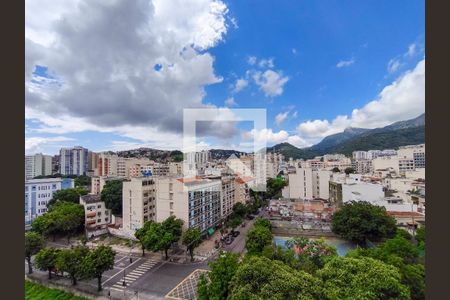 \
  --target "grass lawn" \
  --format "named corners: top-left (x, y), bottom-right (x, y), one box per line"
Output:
top-left (25, 280), bottom-right (88, 300)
